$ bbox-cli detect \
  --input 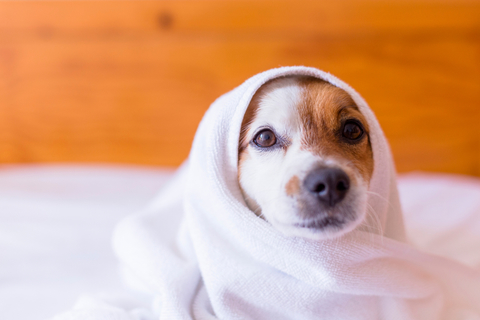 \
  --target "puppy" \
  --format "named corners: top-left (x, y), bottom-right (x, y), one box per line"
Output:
top-left (238, 76), bottom-right (374, 240)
